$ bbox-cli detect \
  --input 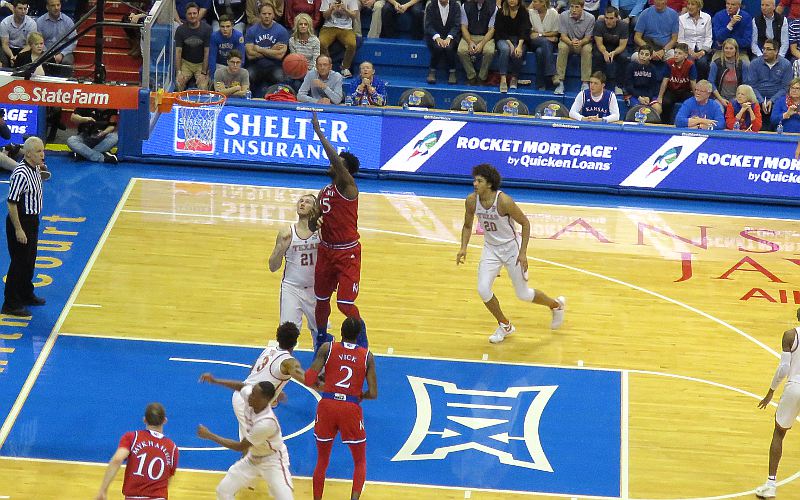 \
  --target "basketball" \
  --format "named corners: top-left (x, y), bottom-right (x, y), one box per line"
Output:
top-left (283, 54), bottom-right (309, 80)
